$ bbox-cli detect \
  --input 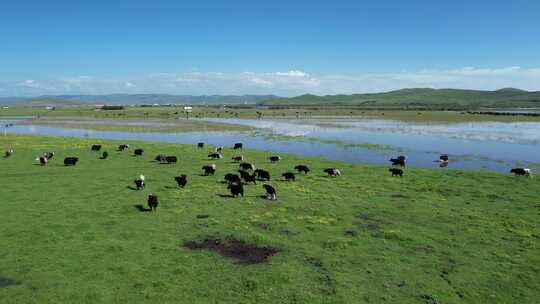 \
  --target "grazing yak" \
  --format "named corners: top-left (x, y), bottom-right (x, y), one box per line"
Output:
top-left (39, 156), bottom-right (48, 165)
top-left (91, 144), bottom-right (102, 151)
top-left (155, 154), bottom-right (167, 162)
top-left (263, 184), bottom-right (277, 200)
top-left (227, 183), bottom-right (244, 197)
top-left (294, 165), bottom-right (310, 174)
top-left (215, 146), bottom-right (224, 153)
top-left (237, 169), bottom-right (251, 180)
top-left (165, 156), bottom-right (177, 164)
top-left (254, 169), bottom-right (271, 181)
top-left (42, 152), bottom-right (54, 160)
top-left (232, 155), bottom-right (244, 162)
top-left (147, 194), bottom-right (159, 211)
top-left (100, 151), bottom-right (109, 159)
top-left (389, 155), bottom-right (407, 166)
top-left (224, 173), bottom-right (242, 185)
top-left (233, 143), bottom-right (243, 150)
top-left (243, 173), bottom-right (257, 185)
top-left (323, 168), bottom-right (341, 177)
top-left (202, 164), bottom-right (217, 176)
top-left (389, 168), bottom-right (404, 177)
top-left (64, 157), bottom-right (79, 166)
top-left (282, 172), bottom-right (296, 181)
top-left (174, 175), bottom-right (187, 188)
top-left (4, 149), bottom-right (13, 158)
top-left (208, 152), bottom-right (222, 160)
top-left (134, 149), bottom-right (144, 156)
top-left (269, 155), bottom-right (281, 163)
top-left (117, 144), bottom-right (129, 151)
top-left (239, 162), bottom-right (255, 171)
top-left (134, 175), bottom-right (145, 189)
top-left (197, 142), bottom-right (204, 149)
top-left (510, 168), bottom-right (532, 177)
